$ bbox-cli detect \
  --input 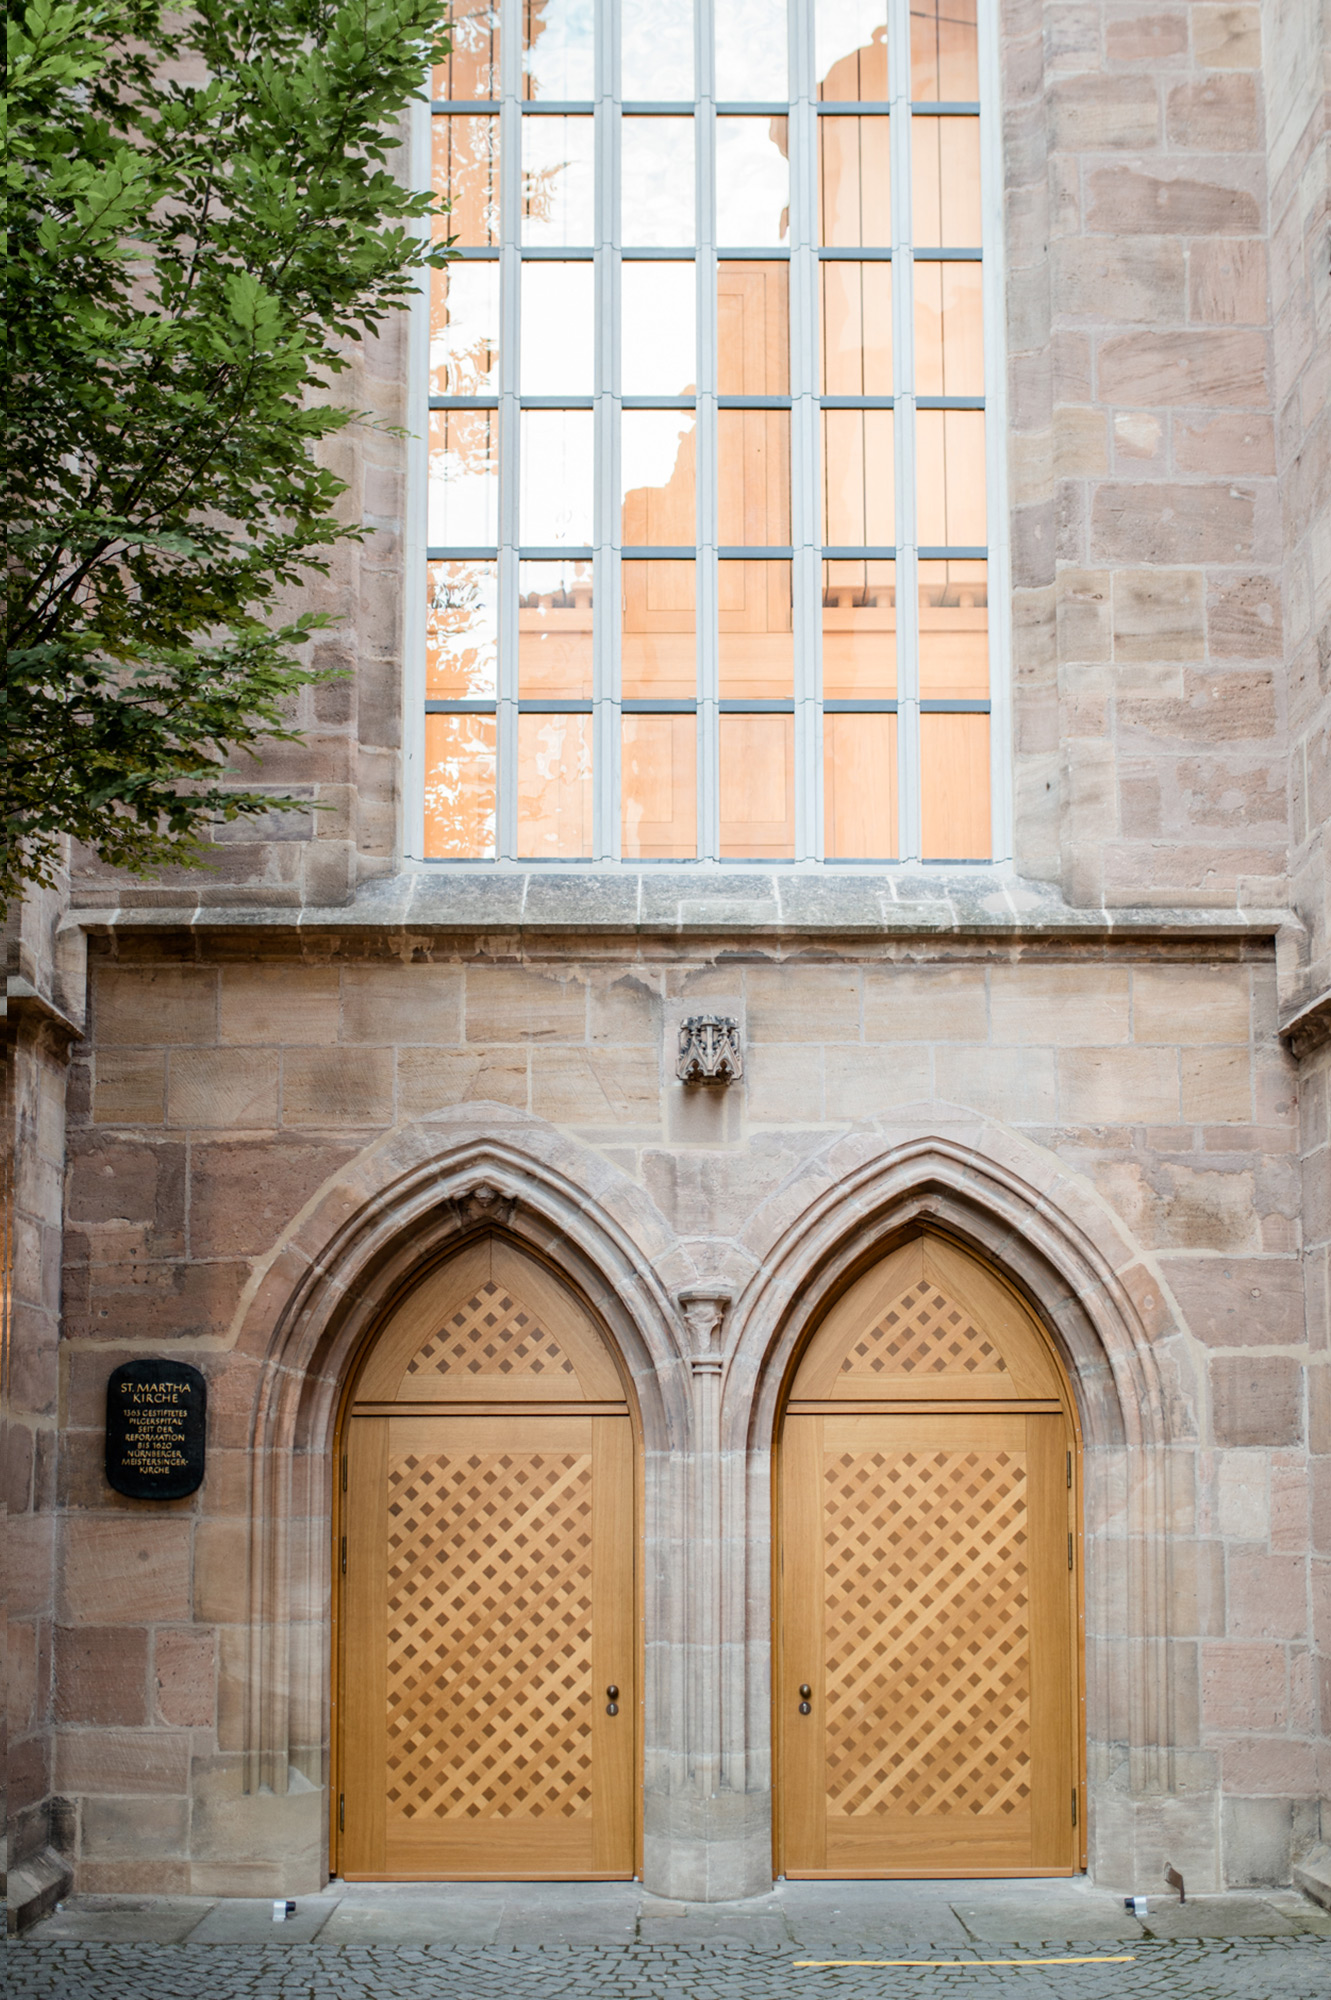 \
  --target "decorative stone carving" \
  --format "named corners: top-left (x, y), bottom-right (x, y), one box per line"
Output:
top-left (677, 1285), bottom-right (731, 1376)
top-left (449, 1180), bottom-right (518, 1230)
top-left (676, 1014), bottom-right (743, 1086)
